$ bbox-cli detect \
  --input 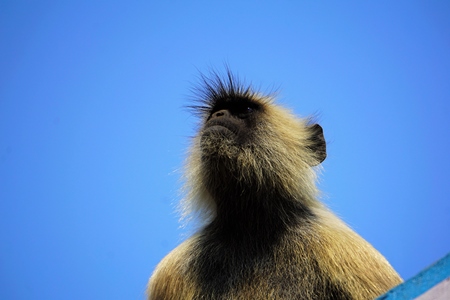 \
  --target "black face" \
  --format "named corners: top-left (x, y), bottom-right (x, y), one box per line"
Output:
top-left (202, 97), bottom-right (262, 146)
